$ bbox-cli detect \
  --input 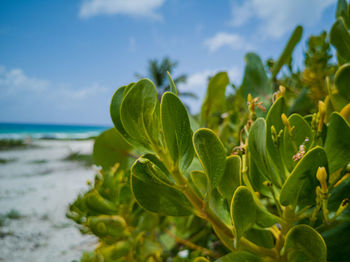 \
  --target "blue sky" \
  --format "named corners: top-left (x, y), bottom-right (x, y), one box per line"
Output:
top-left (0, 0), bottom-right (337, 125)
